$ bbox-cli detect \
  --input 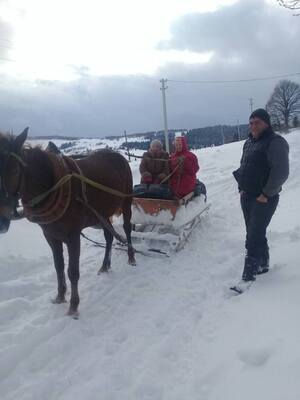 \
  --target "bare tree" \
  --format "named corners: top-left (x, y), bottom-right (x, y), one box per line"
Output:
top-left (266, 80), bottom-right (300, 130)
top-left (277, 0), bottom-right (300, 15)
